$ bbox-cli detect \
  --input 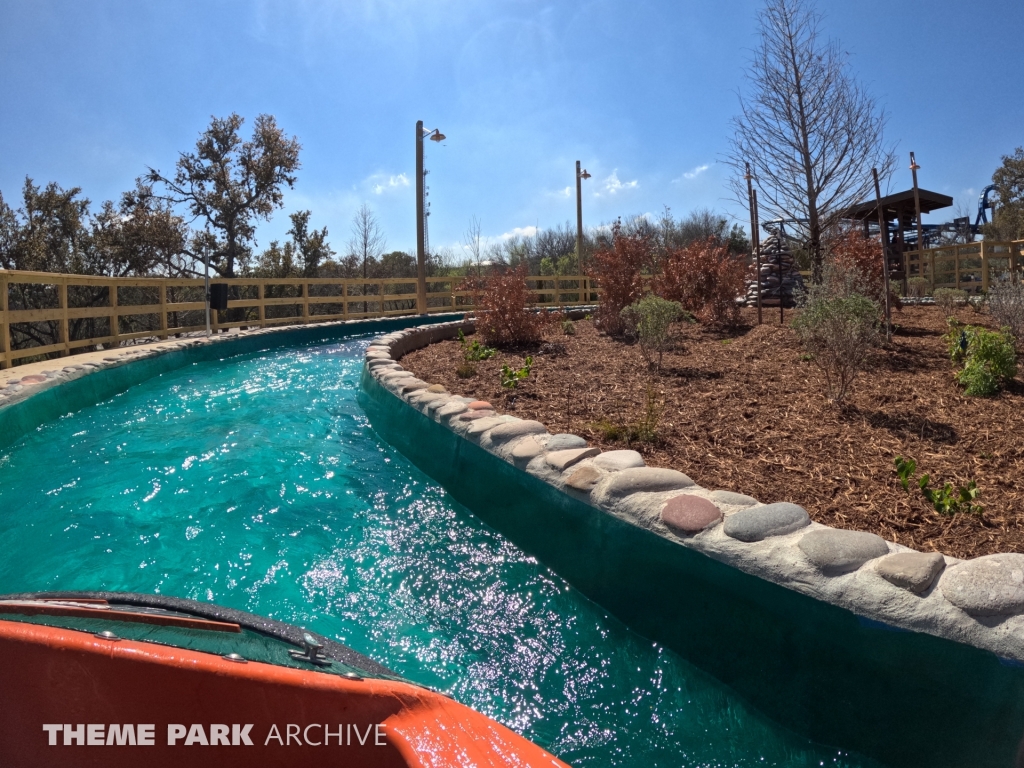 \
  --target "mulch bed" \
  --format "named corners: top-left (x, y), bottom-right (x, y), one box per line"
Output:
top-left (401, 306), bottom-right (1024, 560)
